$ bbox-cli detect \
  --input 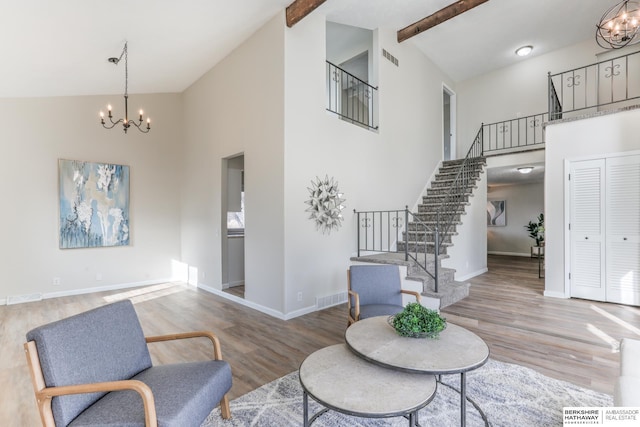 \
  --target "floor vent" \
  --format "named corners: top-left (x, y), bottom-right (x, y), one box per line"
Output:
top-left (7, 293), bottom-right (43, 305)
top-left (316, 291), bottom-right (347, 309)
top-left (382, 49), bottom-right (399, 67)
